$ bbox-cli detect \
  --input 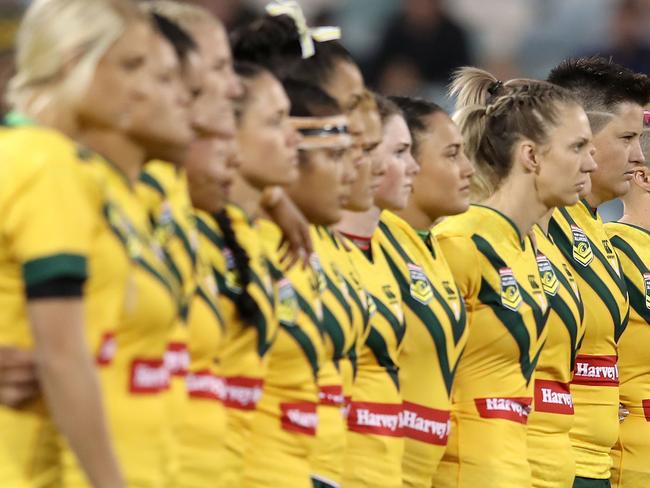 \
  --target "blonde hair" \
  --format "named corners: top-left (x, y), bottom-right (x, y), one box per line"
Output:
top-left (450, 67), bottom-right (577, 199)
top-left (141, 1), bottom-right (222, 33)
top-left (8, 0), bottom-right (140, 120)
